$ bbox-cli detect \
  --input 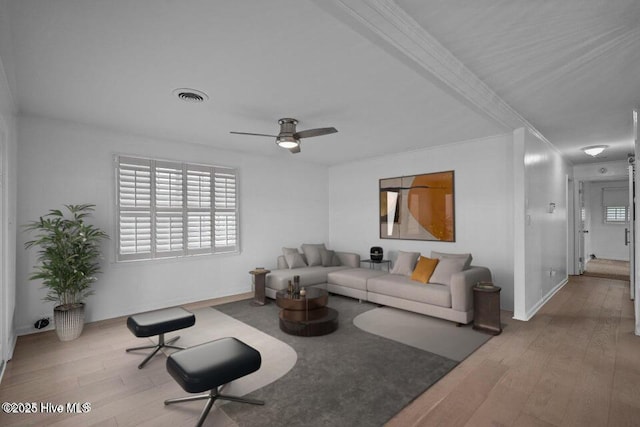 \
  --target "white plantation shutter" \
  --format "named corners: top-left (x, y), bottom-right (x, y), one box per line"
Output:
top-left (187, 166), bottom-right (212, 254)
top-left (155, 162), bottom-right (184, 257)
top-left (117, 157), bottom-right (152, 260)
top-left (605, 206), bottom-right (628, 223)
top-left (214, 168), bottom-right (238, 251)
top-left (116, 156), bottom-right (239, 261)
